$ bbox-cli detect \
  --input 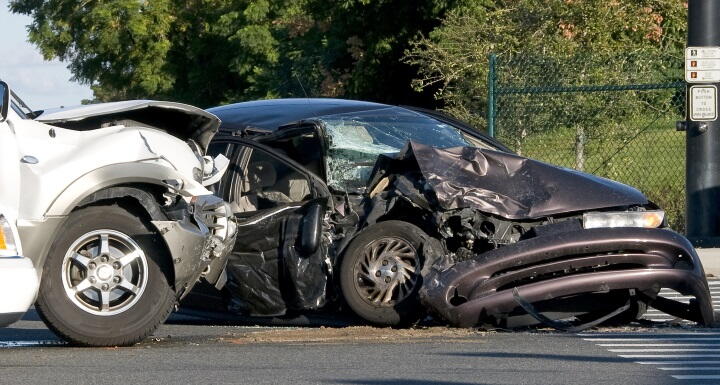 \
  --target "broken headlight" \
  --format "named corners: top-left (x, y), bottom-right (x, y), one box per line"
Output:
top-left (582, 210), bottom-right (665, 229)
top-left (0, 215), bottom-right (19, 257)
